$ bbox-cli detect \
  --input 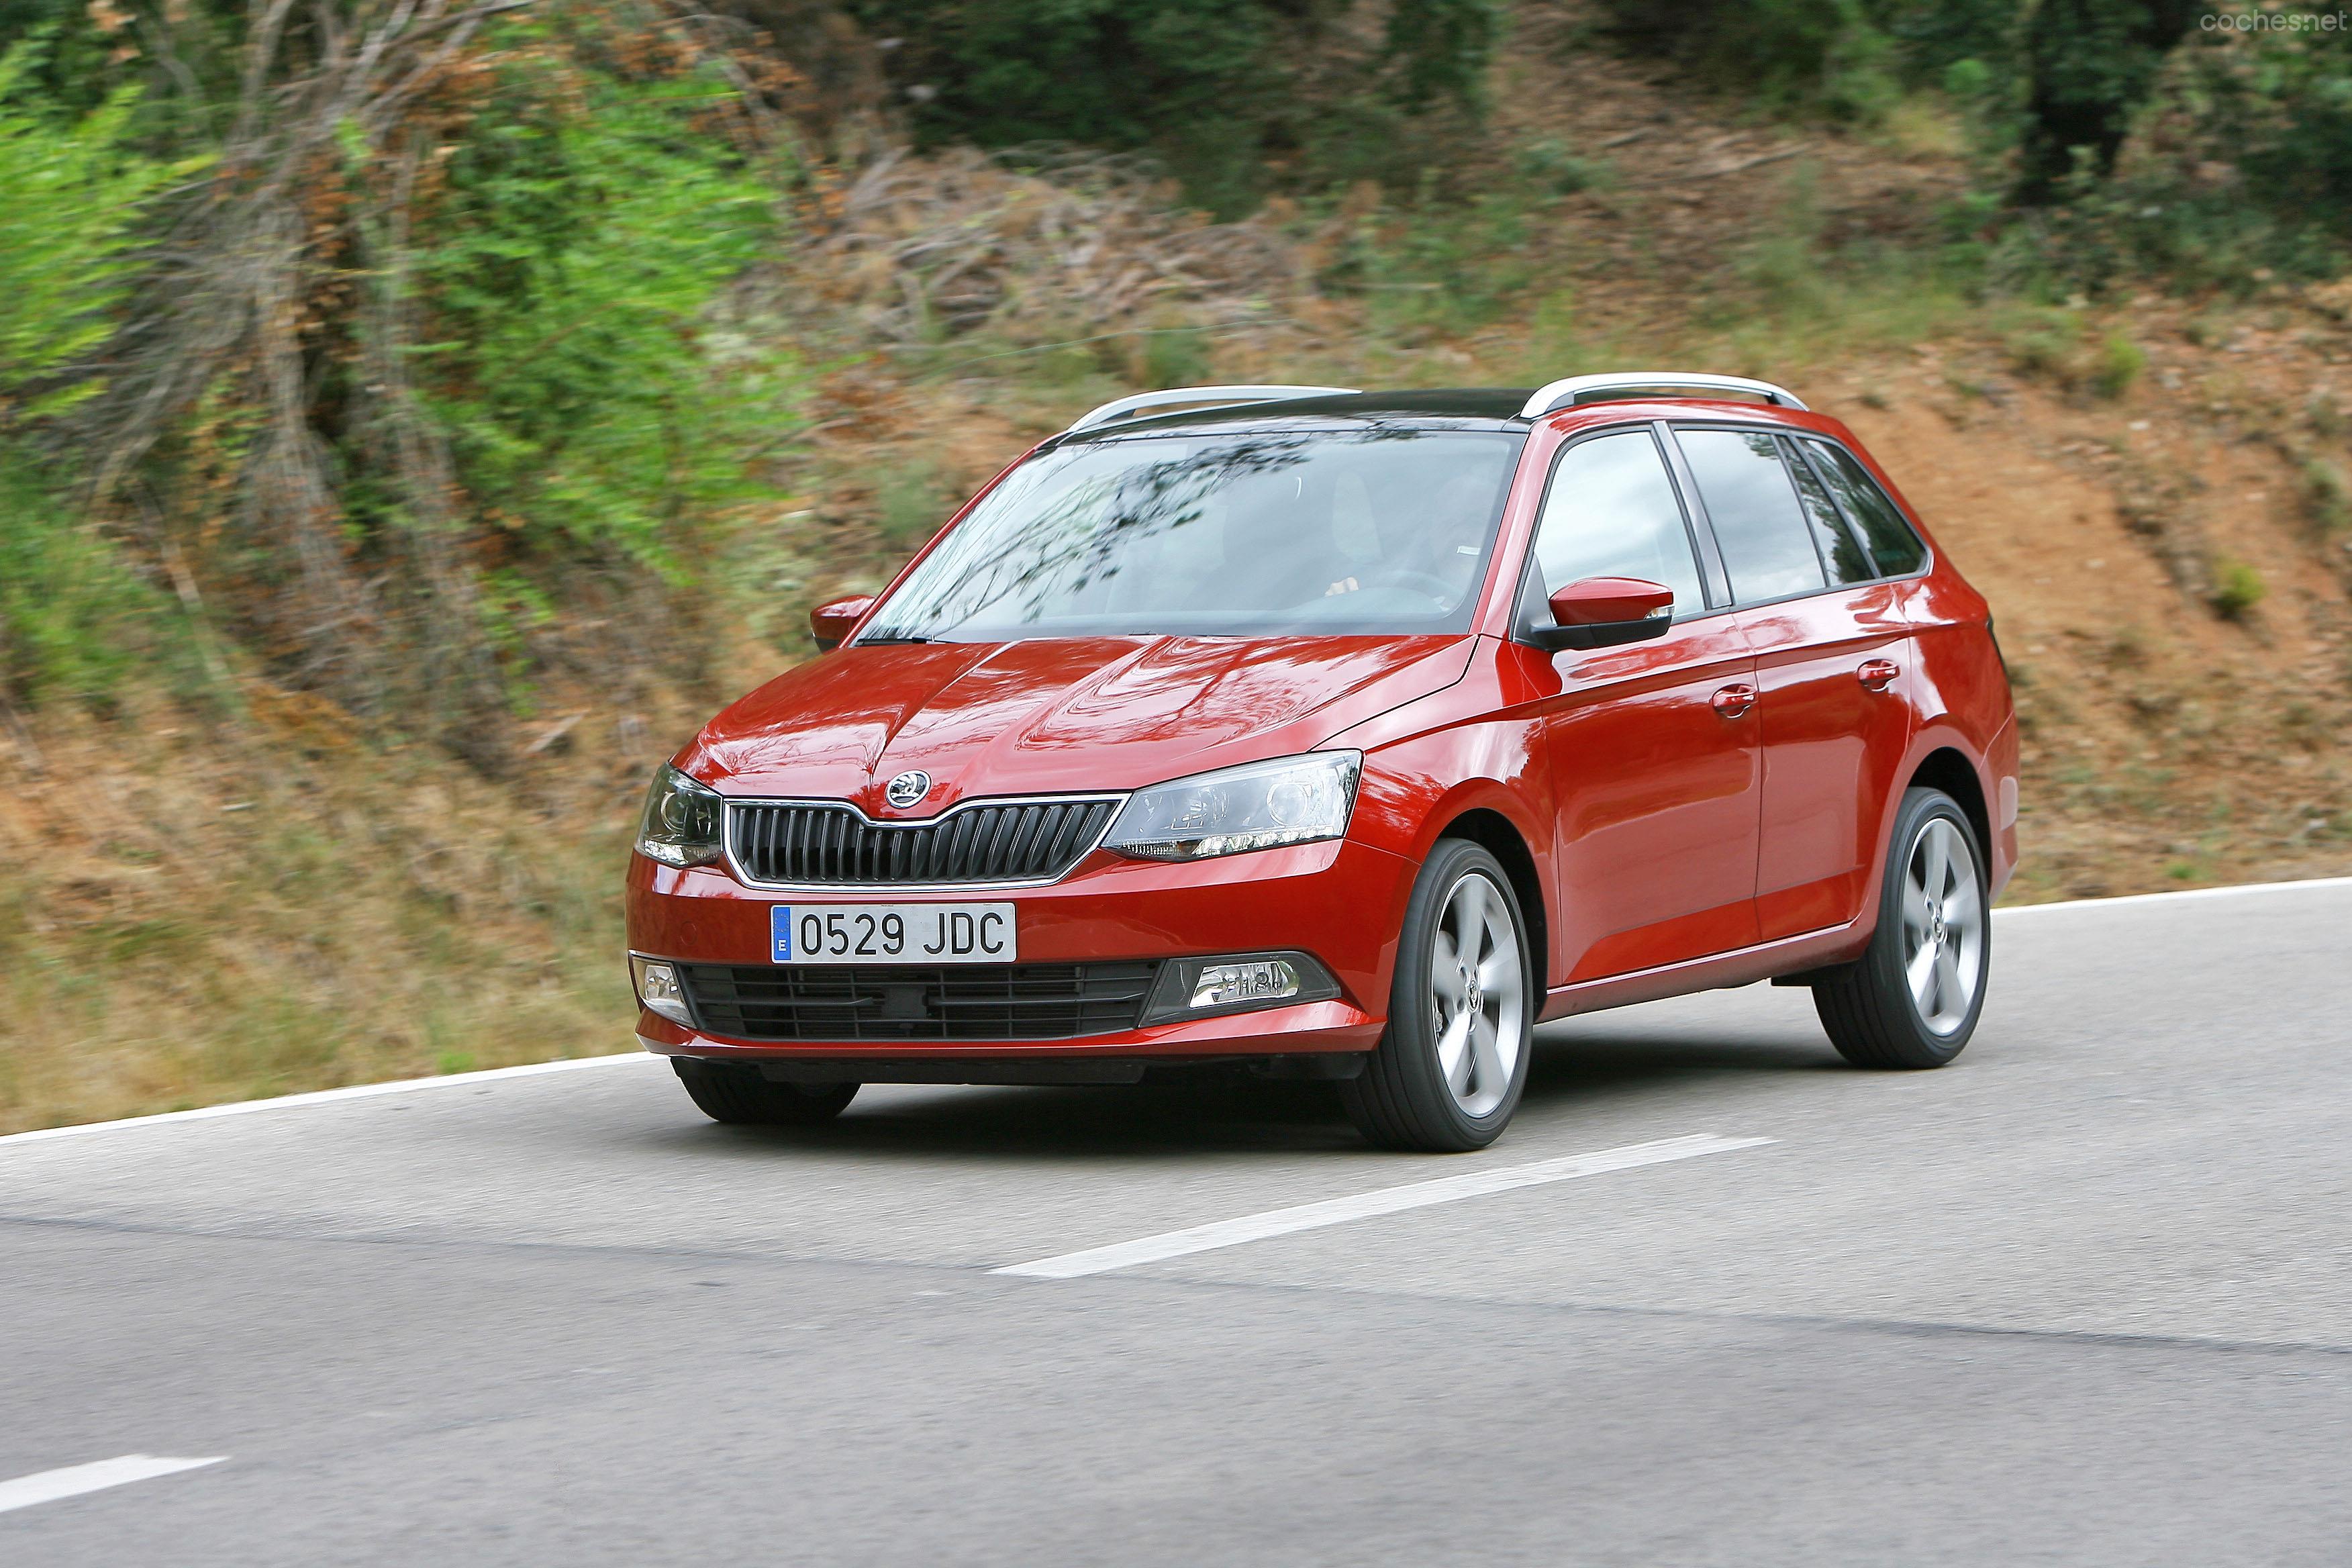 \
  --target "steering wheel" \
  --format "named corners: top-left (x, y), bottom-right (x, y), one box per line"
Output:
top-left (1376, 569), bottom-right (1459, 604)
